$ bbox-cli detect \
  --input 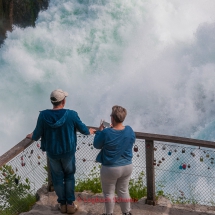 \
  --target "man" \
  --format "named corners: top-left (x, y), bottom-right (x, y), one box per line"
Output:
top-left (26, 89), bottom-right (95, 214)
